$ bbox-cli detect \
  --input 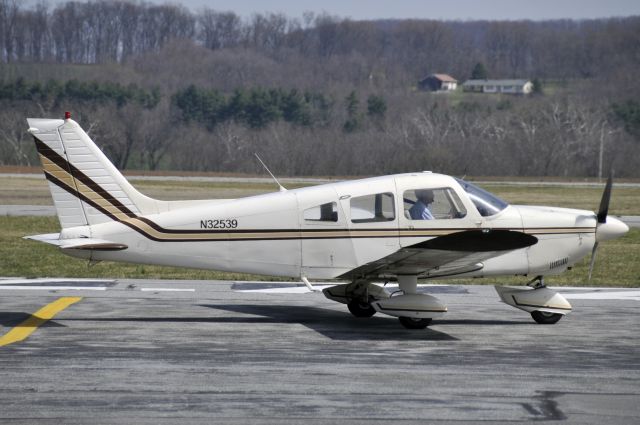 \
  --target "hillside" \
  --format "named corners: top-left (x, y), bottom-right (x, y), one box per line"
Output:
top-left (0, 1), bottom-right (638, 177)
